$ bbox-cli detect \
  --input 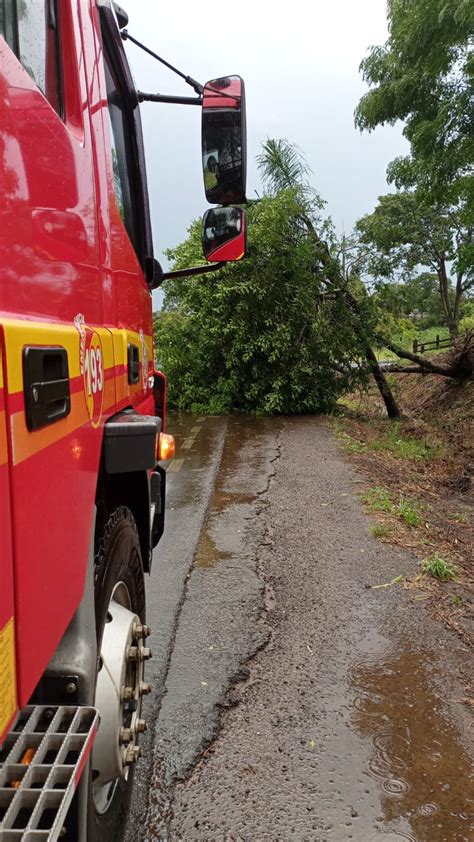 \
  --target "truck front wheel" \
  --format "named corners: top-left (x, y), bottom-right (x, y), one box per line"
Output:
top-left (89, 506), bottom-right (148, 841)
